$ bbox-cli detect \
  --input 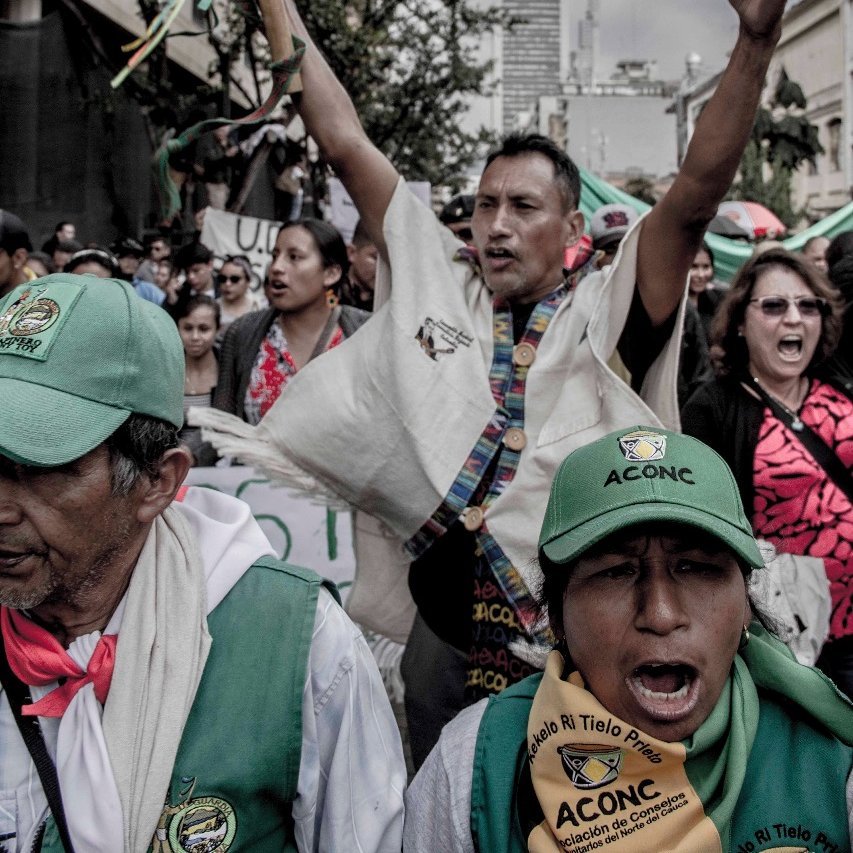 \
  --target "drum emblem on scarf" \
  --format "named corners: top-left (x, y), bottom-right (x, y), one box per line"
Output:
top-left (558, 743), bottom-right (624, 790)
top-left (619, 430), bottom-right (667, 462)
